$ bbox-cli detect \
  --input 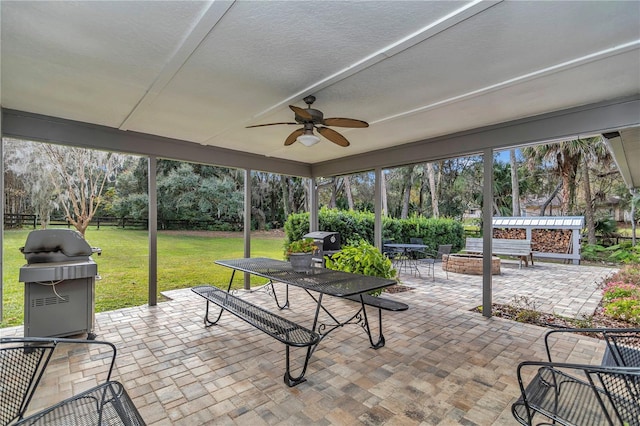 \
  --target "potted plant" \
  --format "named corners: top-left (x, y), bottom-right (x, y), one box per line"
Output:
top-left (285, 238), bottom-right (319, 272)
